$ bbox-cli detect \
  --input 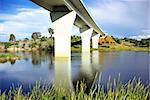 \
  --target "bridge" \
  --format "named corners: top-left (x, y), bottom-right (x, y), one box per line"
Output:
top-left (31, 0), bottom-right (105, 57)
